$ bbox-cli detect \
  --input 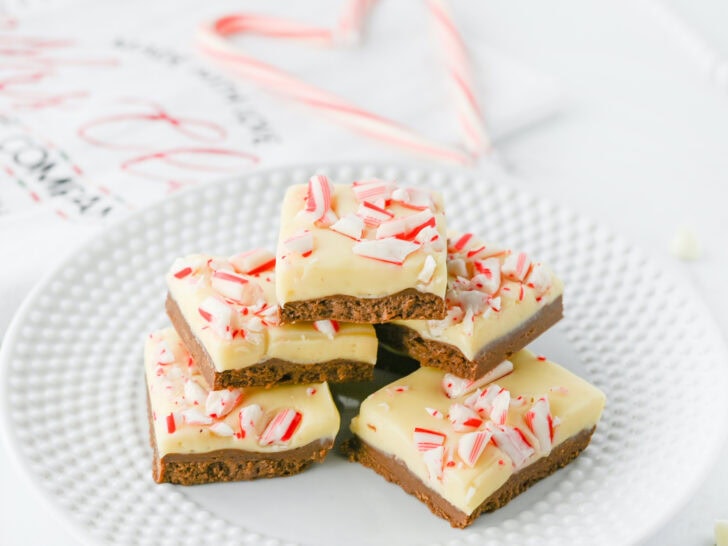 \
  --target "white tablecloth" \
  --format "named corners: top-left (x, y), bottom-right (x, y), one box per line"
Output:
top-left (2, 1), bottom-right (727, 544)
